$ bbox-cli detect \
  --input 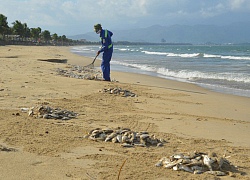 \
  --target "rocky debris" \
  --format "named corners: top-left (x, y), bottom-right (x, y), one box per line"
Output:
top-left (0, 145), bottom-right (17, 152)
top-left (21, 105), bottom-right (78, 120)
top-left (156, 151), bottom-right (233, 176)
top-left (100, 87), bottom-right (137, 97)
top-left (85, 127), bottom-right (165, 147)
top-left (56, 65), bottom-right (102, 80)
